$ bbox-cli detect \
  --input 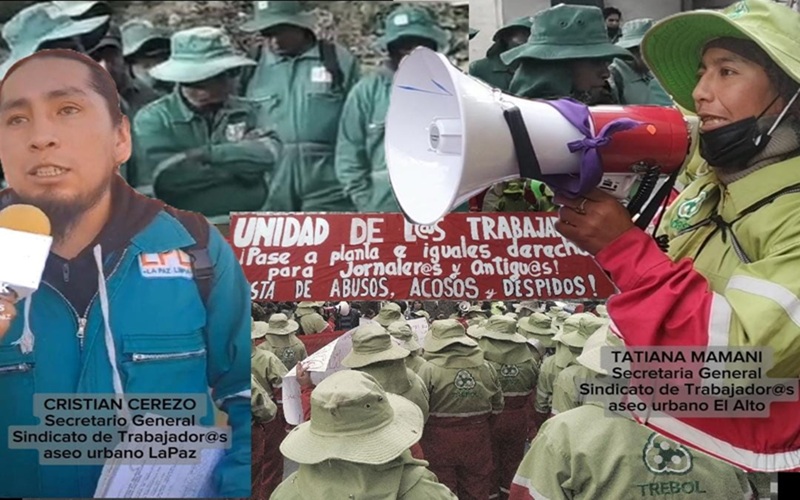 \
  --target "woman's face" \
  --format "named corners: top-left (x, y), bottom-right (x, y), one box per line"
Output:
top-left (693, 47), bottom-right (785, 133)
